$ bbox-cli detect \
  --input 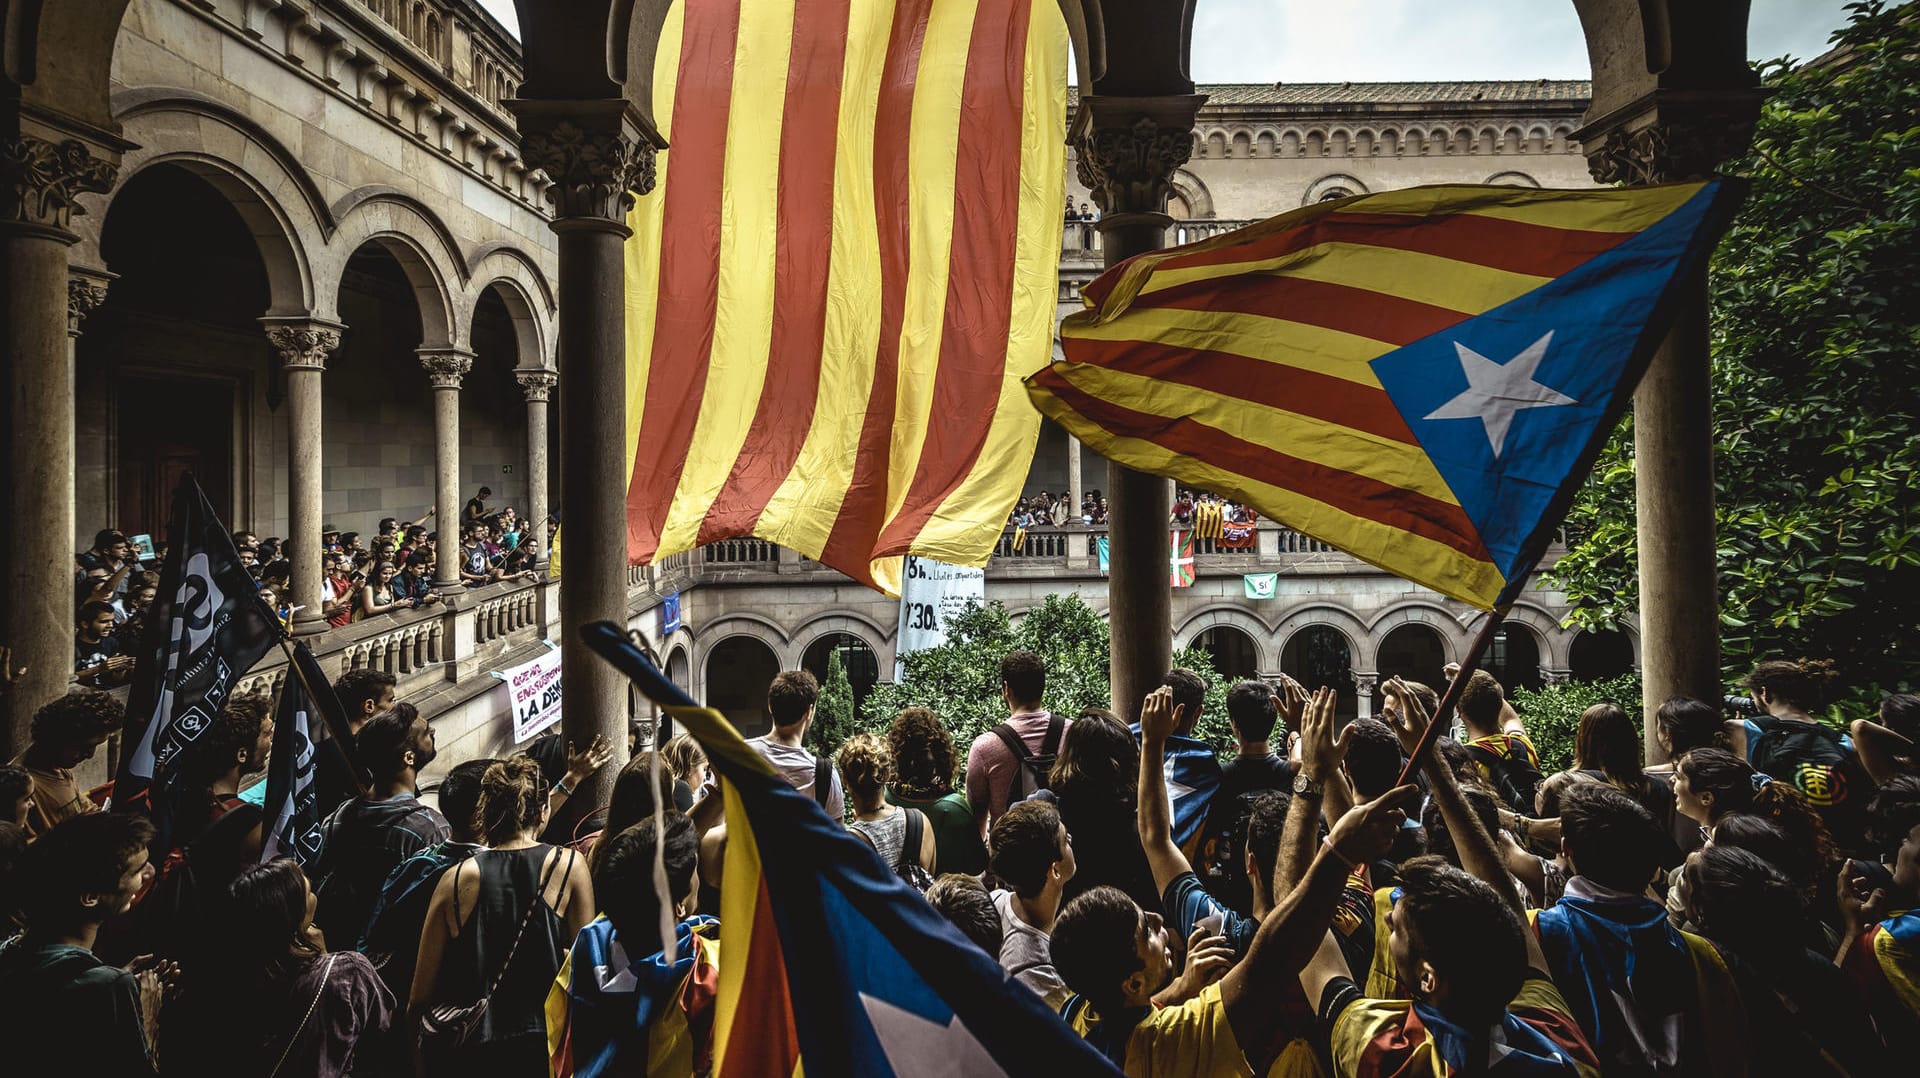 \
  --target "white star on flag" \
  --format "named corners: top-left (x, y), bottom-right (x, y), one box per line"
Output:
top-left (1423, 330), bottom-right (1577, 458)
top-left (860, 993), bottom-right (1007, 1077)
top-left (1165, 757), bottom-right (1194, 814)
